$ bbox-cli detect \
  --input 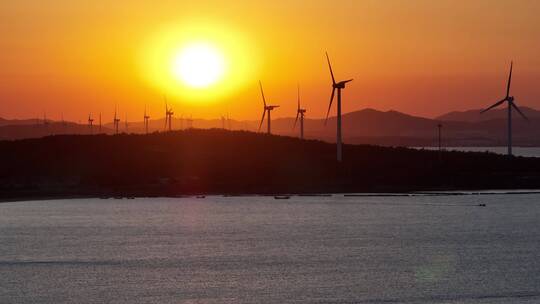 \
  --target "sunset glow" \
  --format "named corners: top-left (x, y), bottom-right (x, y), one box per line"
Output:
top-left (1, 1), bottom-right (540, 121)
top-left (138, 22), bottom-right (257, 105)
